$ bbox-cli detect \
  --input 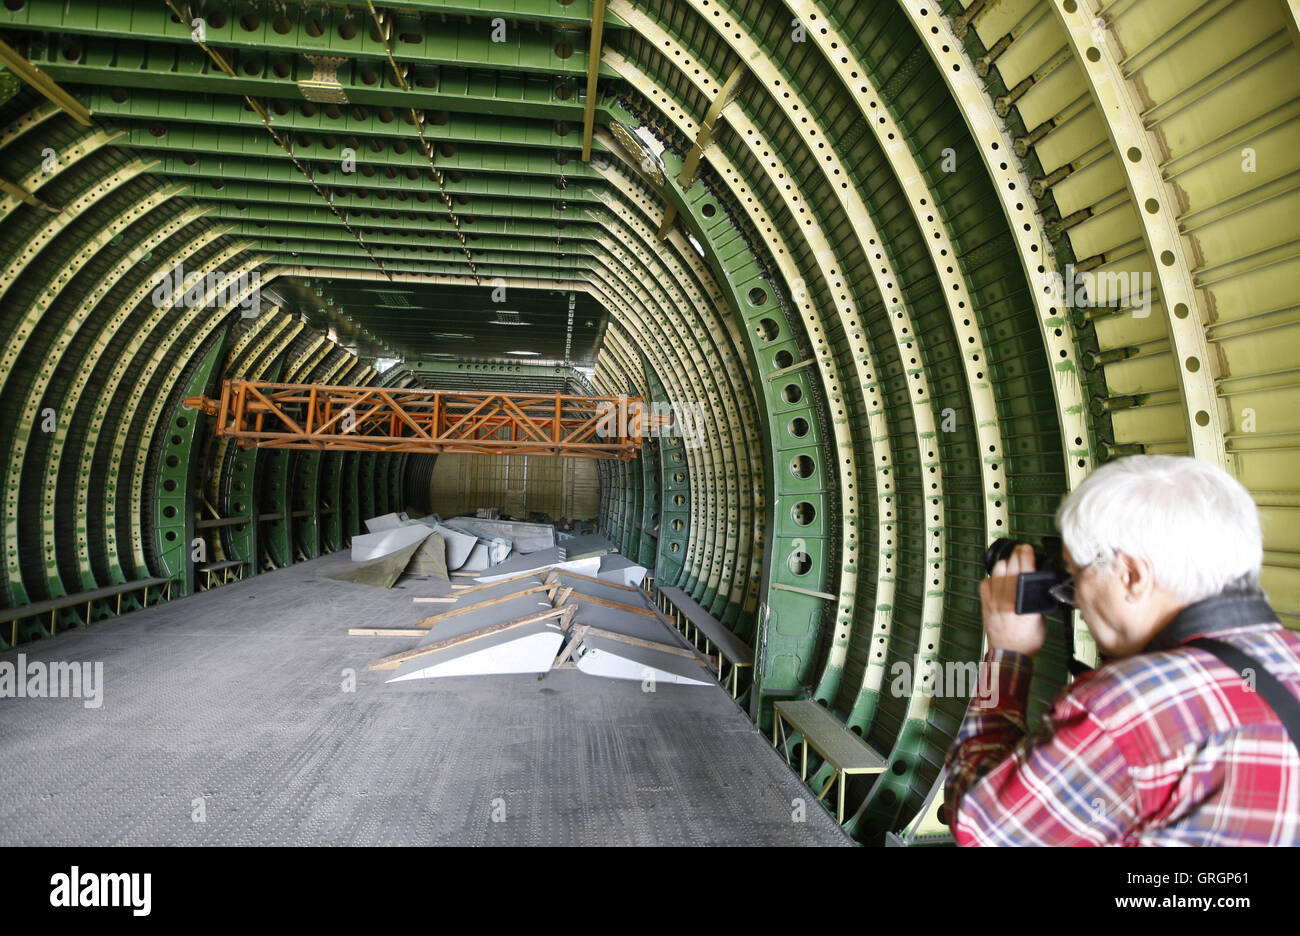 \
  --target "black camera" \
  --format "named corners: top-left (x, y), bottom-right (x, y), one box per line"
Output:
top-left (983, 536), bottom-right (1068, 615)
